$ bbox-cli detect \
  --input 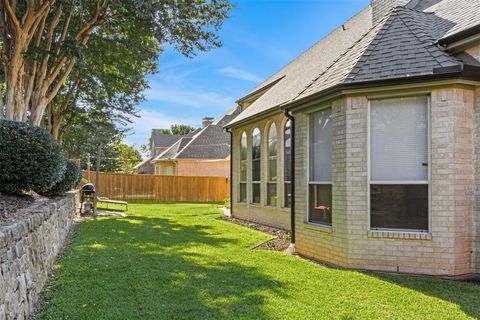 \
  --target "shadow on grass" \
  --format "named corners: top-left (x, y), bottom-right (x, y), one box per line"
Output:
top-left (369, 272), bottom-right (480, 319)
top-left (38, 212), bottom-right (286, 319)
